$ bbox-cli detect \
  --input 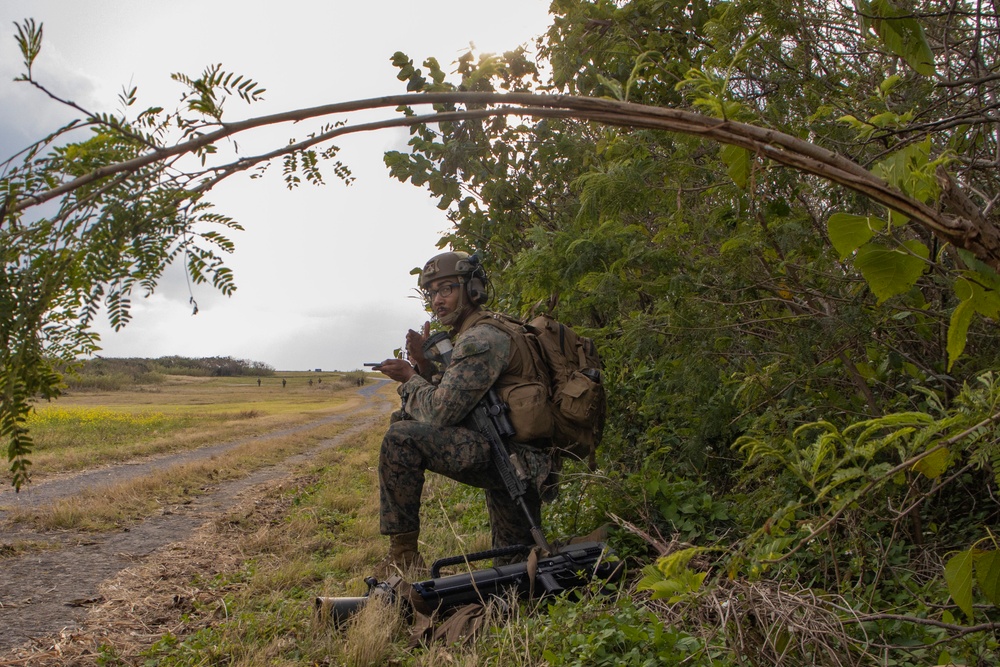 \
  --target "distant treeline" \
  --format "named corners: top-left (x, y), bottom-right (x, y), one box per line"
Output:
top-left (149, 356), bottom-right (276, 377)
top-left (63, 356), bottom-right (276, 391)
